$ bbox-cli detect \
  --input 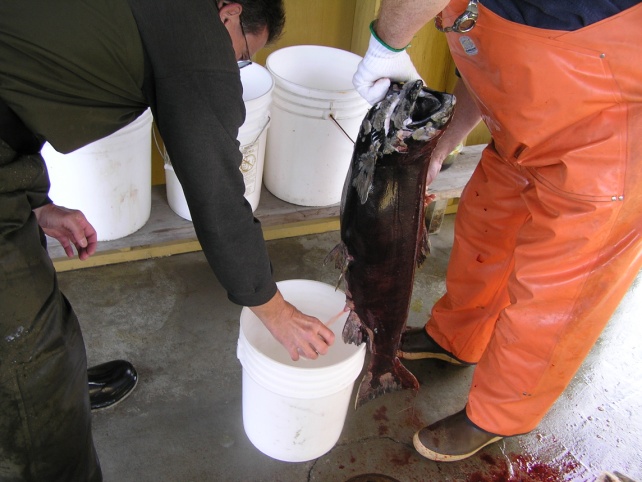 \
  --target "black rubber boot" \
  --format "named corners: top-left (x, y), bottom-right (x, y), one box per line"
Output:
top-left (88, 360), bottom-right (138, 411)
top-left (397, 327), bottom-right (474, 365)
